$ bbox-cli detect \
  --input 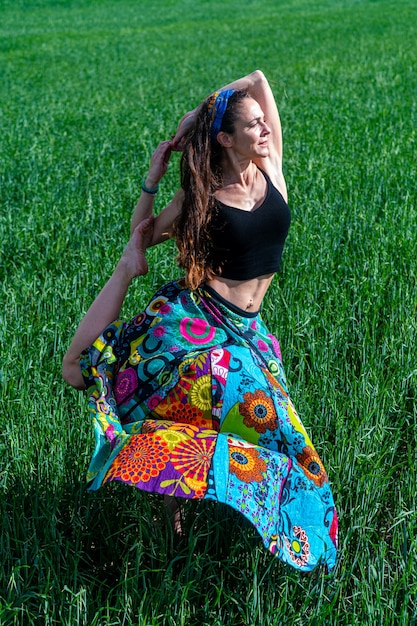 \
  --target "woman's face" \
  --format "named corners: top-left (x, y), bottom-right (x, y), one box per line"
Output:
top-left (226, 97), bottom-right (271, 159)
